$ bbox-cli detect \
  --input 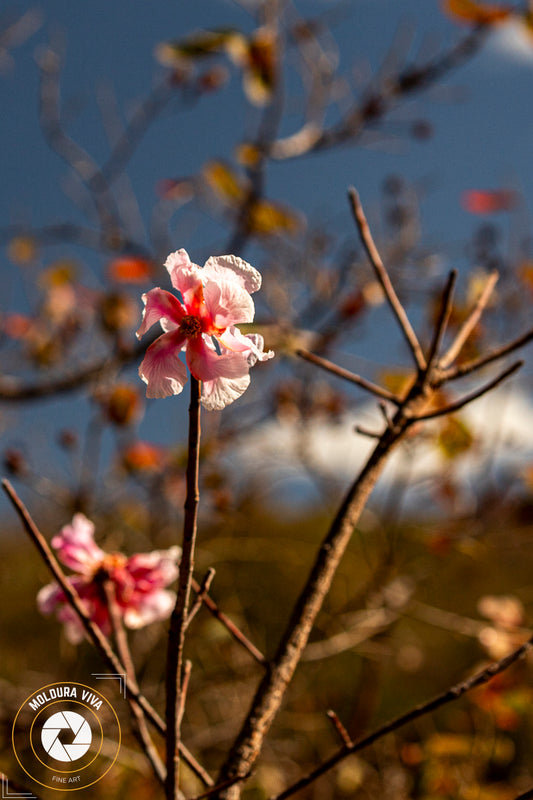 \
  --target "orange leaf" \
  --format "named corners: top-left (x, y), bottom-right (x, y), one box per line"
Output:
top-left (461, 189), bottom-right (518, 214)
top-left (108, 256), bottom-right (153, 284)
top-left (443, 0), bottom-right (513, 24)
